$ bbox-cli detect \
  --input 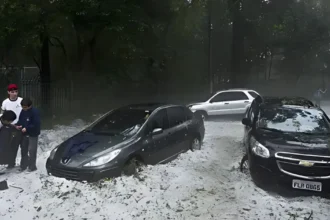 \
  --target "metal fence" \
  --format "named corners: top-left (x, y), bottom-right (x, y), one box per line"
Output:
top-left (20, 82), bottom-right (72, 112)
top-left (0, 66), bottom-right (73, 115)
top-left (1, 66), bottom-right (209, 118)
